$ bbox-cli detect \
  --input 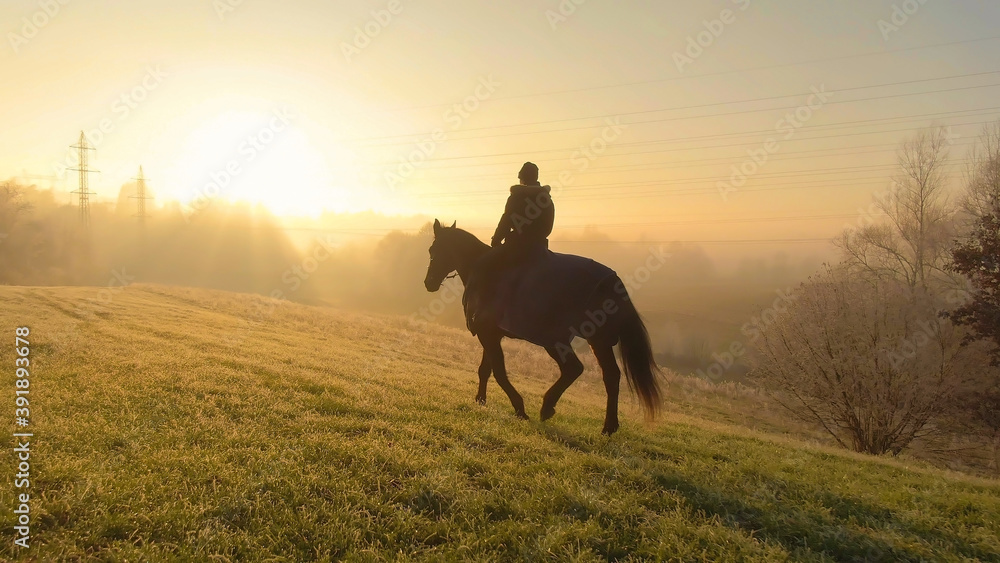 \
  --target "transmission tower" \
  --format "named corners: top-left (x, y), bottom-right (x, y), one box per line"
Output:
top-left (69, 131), bottom-right (97, 226)
top-left (130, 166), bottom-right (153, 224)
